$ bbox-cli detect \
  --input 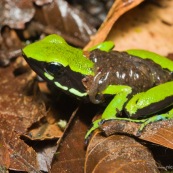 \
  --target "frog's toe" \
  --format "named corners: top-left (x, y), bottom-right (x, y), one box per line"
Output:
top-left (137, 114), bottom-right (172, 136)
top-left (85, 119), bottom-right (101, 140)
top-left (137, 117), bottom-right (155, 136)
